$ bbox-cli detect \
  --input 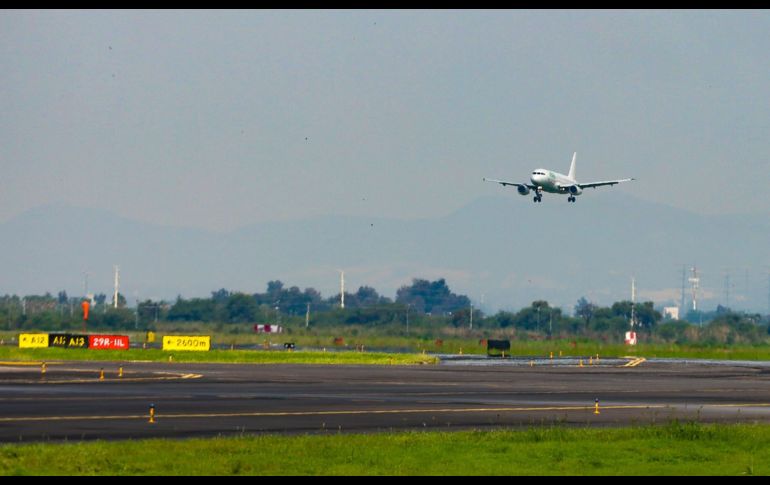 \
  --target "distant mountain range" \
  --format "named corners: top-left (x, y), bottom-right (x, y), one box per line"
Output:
top-left (1, 192), bottom-right (768, 314)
